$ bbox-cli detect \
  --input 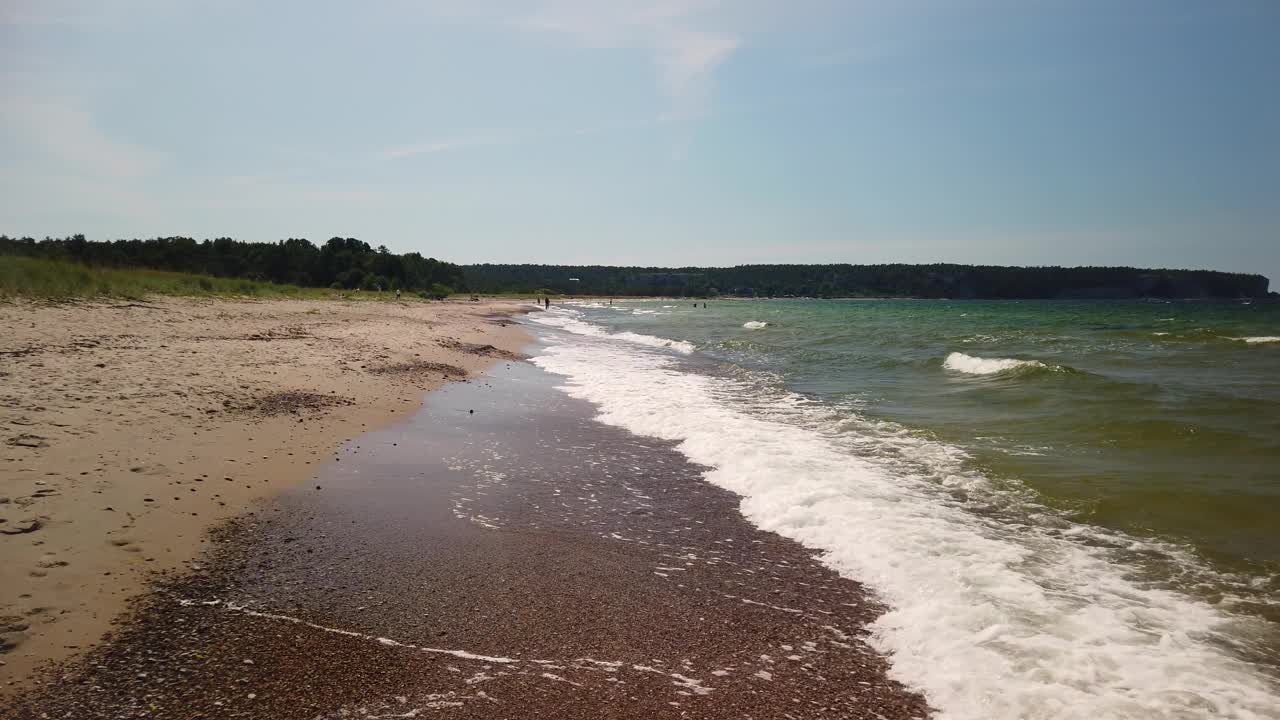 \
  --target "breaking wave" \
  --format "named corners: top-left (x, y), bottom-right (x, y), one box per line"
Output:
top-left (532, 308), bottom-right (695, 354)
top-left (943, 352), bottom-right (1050, 376)
top-left (526, 308), bottom-right (1280, 720)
